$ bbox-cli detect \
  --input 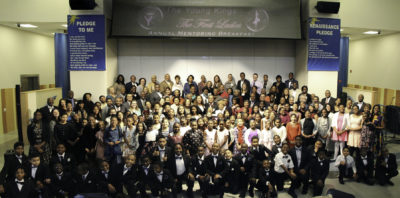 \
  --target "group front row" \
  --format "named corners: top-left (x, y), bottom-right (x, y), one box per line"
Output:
top-left (0, 136), bottom-right (398, 198)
